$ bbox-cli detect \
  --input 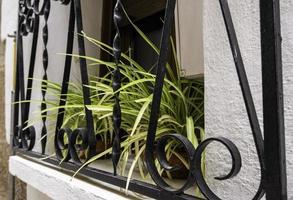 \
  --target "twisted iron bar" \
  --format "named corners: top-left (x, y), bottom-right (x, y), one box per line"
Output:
top-left (40, 0), bottom-right (51, 154)
top-left (112, 0), bottom-right (123, 176)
